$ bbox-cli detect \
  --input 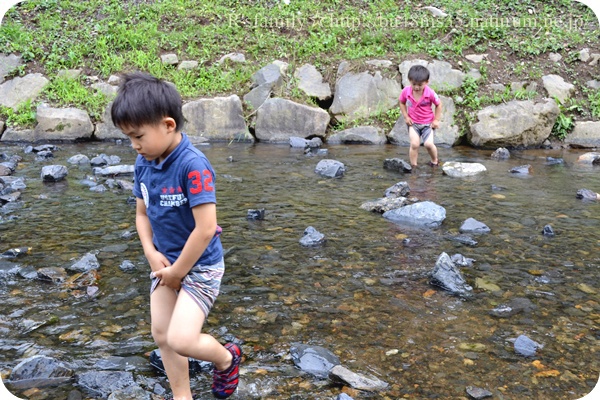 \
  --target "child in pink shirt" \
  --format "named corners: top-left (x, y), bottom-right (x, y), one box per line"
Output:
top-left (399, 65), bottom-right (443, 167)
